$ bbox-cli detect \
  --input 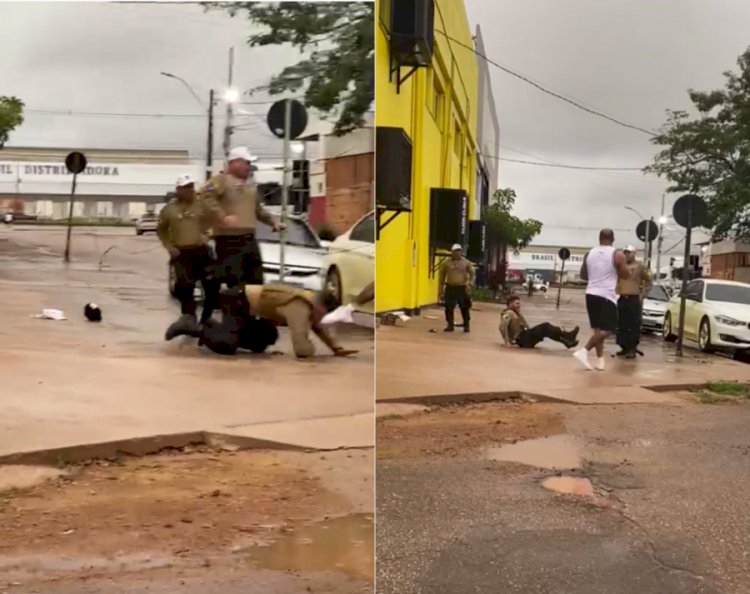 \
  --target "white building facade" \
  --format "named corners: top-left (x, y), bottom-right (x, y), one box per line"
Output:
top-left (0, 147), bottom-right (281, 221)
